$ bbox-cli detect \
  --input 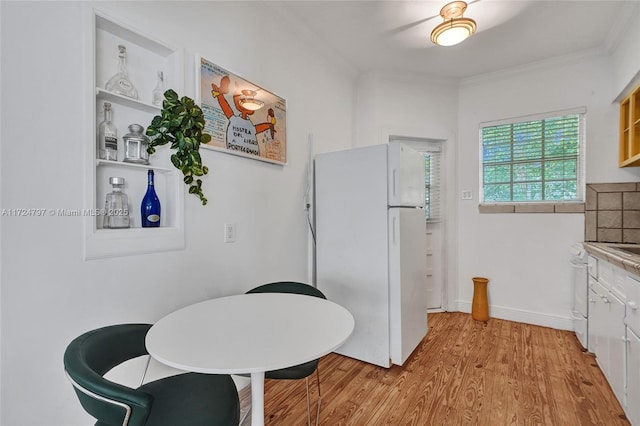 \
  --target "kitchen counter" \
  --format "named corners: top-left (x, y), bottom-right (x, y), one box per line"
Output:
top-left (583, 242), bottom-right (640, 275)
